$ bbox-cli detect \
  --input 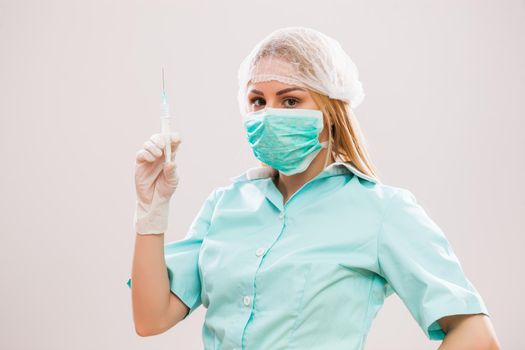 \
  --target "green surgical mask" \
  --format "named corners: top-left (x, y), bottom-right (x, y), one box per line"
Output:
top-left (243, 107), bottom-right (328, 175)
